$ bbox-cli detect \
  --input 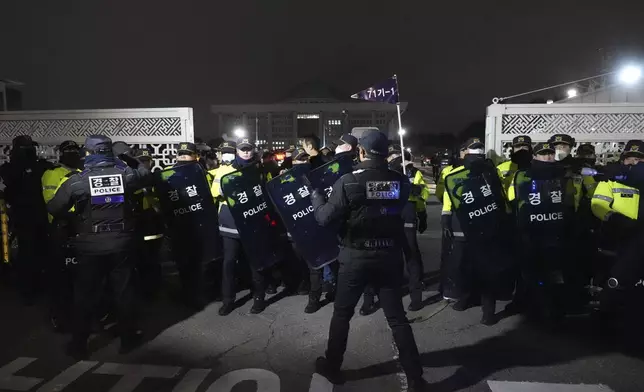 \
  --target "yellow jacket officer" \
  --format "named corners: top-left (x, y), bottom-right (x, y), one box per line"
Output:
top-left (497, 135), bottom-right (532, 196)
